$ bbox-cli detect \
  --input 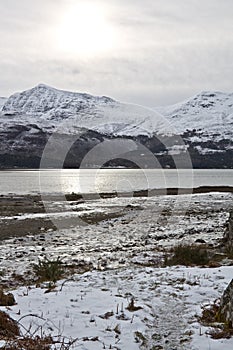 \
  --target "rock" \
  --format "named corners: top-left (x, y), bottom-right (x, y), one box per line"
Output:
top-left (218, 279), bottom-right (233, 327)
top-left (224, 211), bottom-right (233, 244)
top-left (195, 238), bottom-right (206, 244)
